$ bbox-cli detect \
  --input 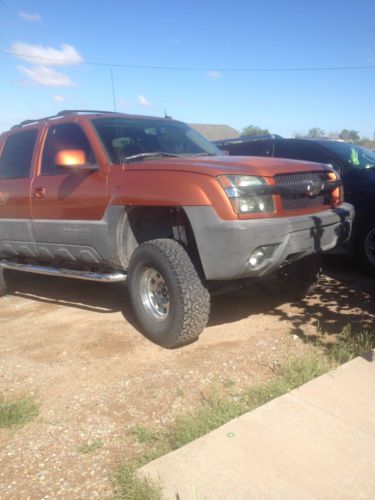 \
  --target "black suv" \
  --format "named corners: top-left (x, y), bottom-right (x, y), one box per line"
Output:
top-left (216, 136), bottom-right (375, 274)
